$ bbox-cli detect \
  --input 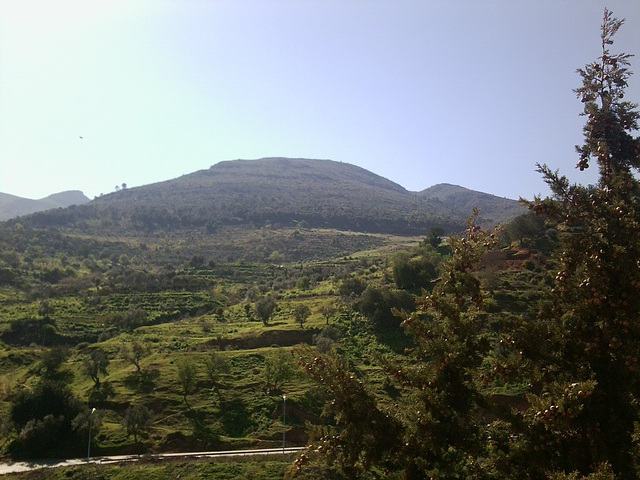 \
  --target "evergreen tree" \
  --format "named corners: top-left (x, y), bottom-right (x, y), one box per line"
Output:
top-left (520, 9), bottom-right (640, 478)
top-left (299, 213), bottom-right (495, 478)
top-left (298, 348), bottom-right (403, 478)
top-left (394, 211), bottom-right (495, 479)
